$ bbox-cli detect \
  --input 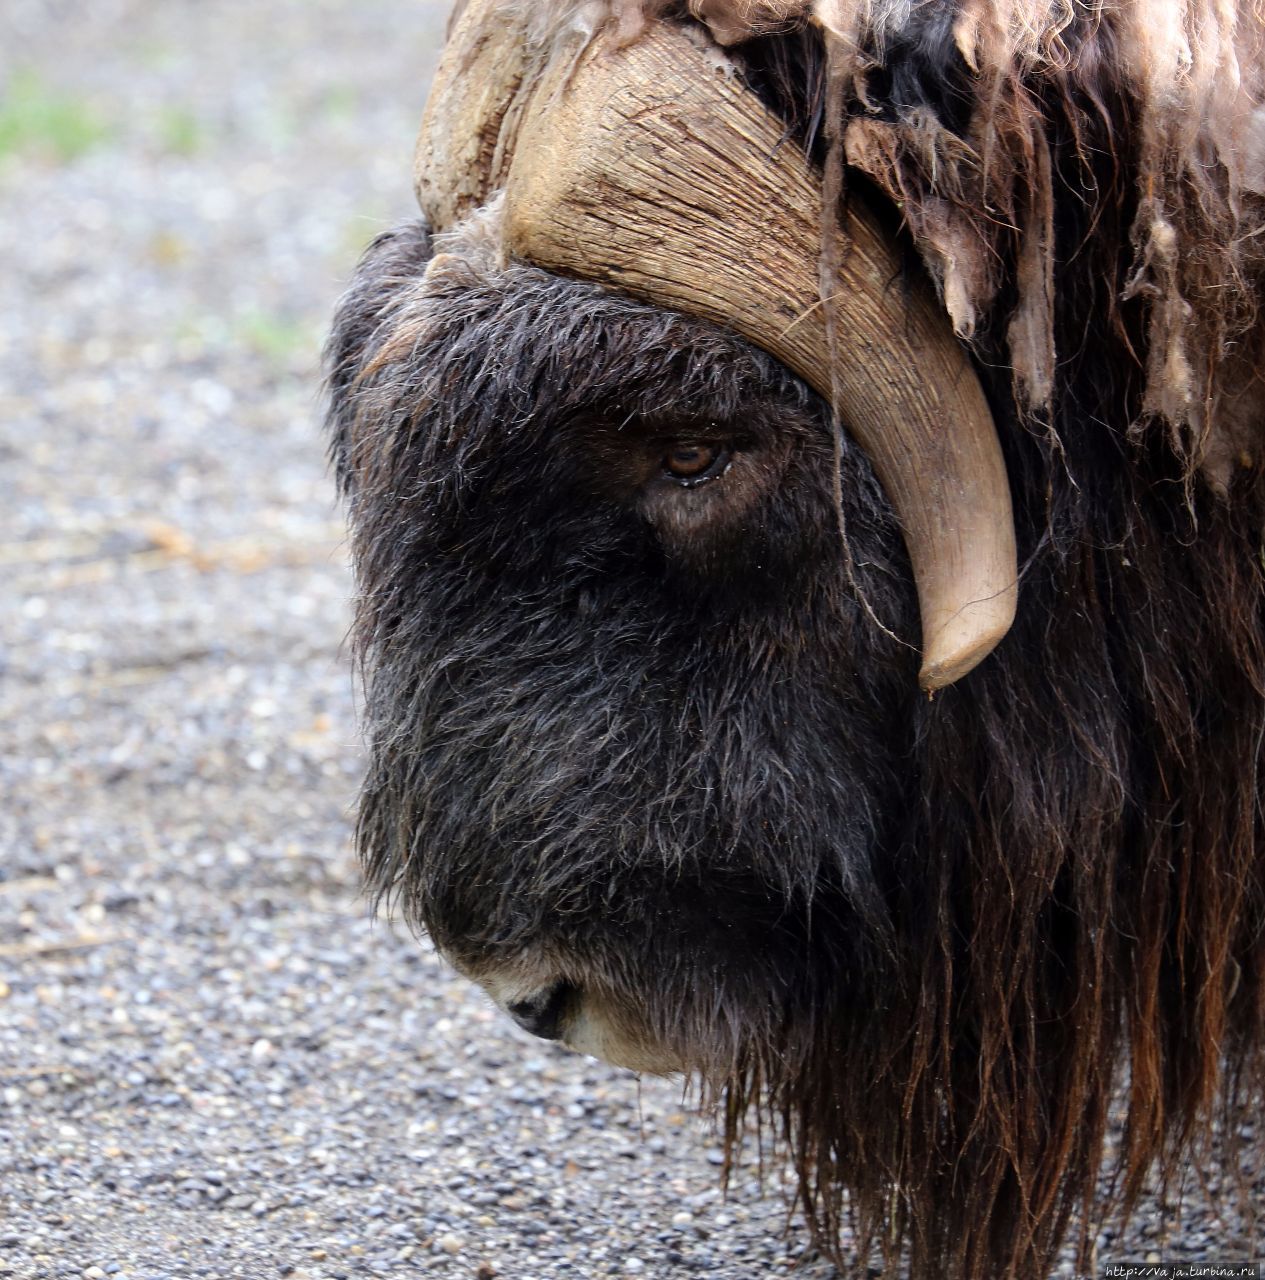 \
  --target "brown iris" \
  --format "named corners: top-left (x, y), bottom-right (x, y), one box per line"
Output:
top-left (663, 442), bottom-right (729, 486)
